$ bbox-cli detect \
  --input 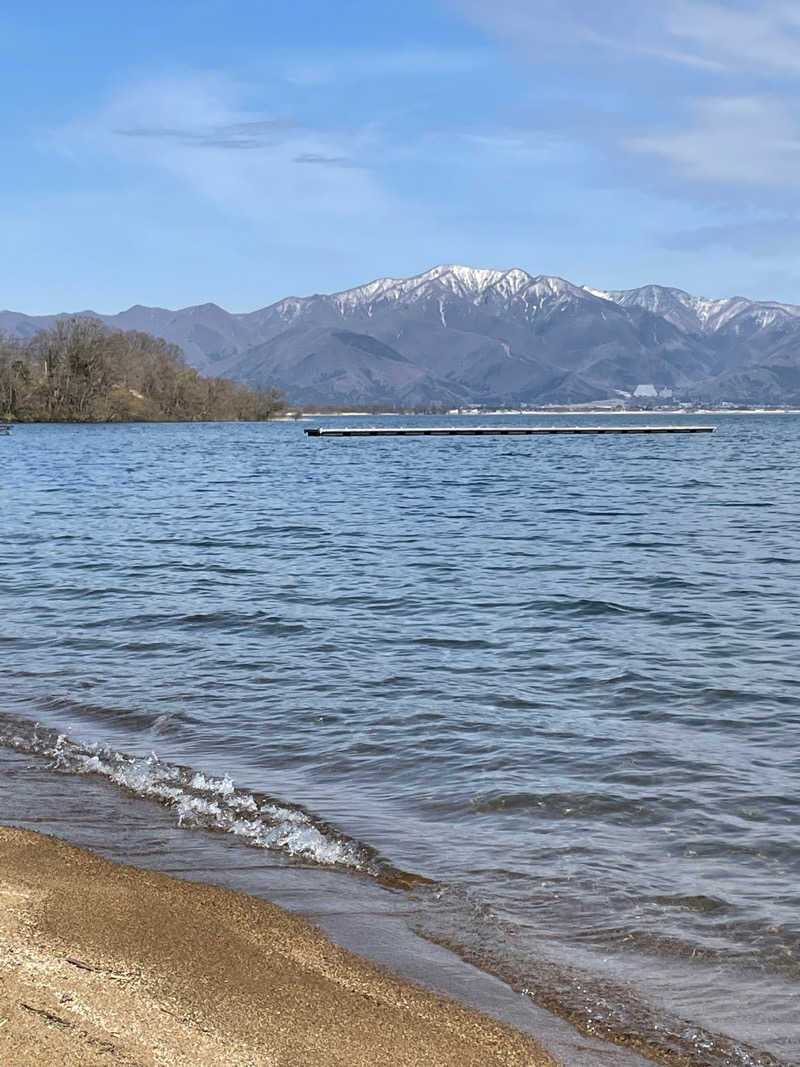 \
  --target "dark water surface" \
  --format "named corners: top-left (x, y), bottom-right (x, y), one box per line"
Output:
top-left (2, 415), bottom-right (799, 1065)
